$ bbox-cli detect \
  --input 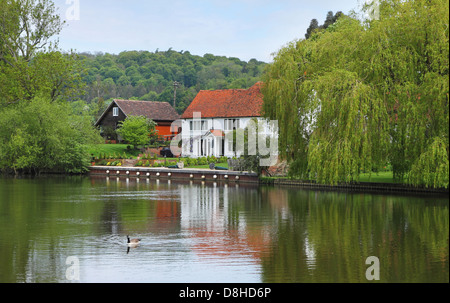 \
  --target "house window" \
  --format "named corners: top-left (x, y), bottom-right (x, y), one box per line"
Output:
top-left (113, 107), bottom-right (119, 117)
top-left (192, 120), bottom-right (207, 131)
top-left (225, 119), bottom-right (240, 130)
